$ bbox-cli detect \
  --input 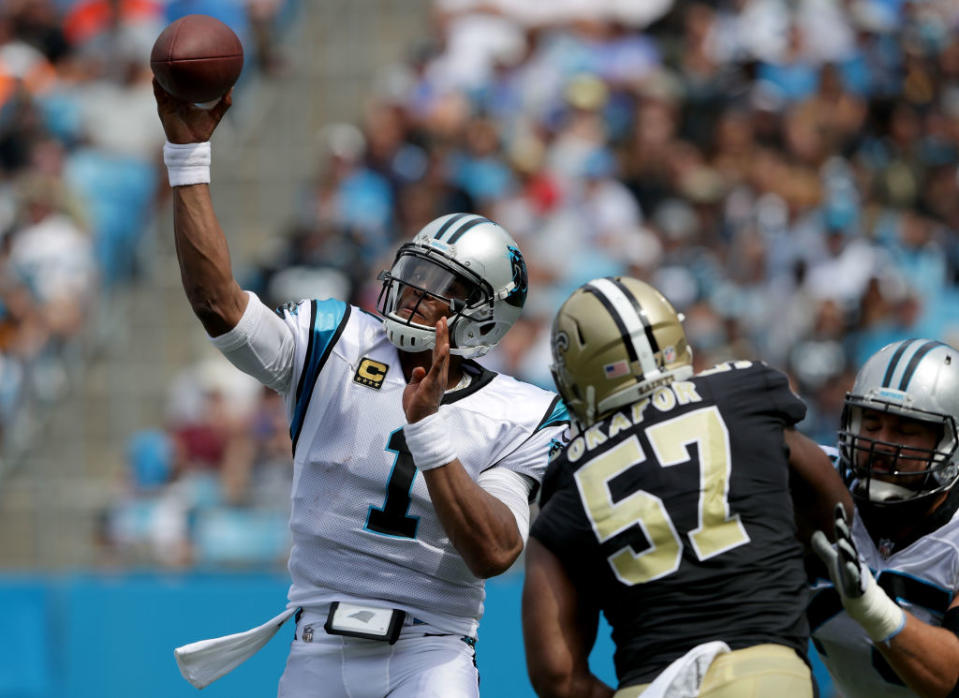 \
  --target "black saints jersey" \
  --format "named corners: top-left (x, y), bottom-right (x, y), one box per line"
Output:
top-left (531, 361), bottom-right (809, 688)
